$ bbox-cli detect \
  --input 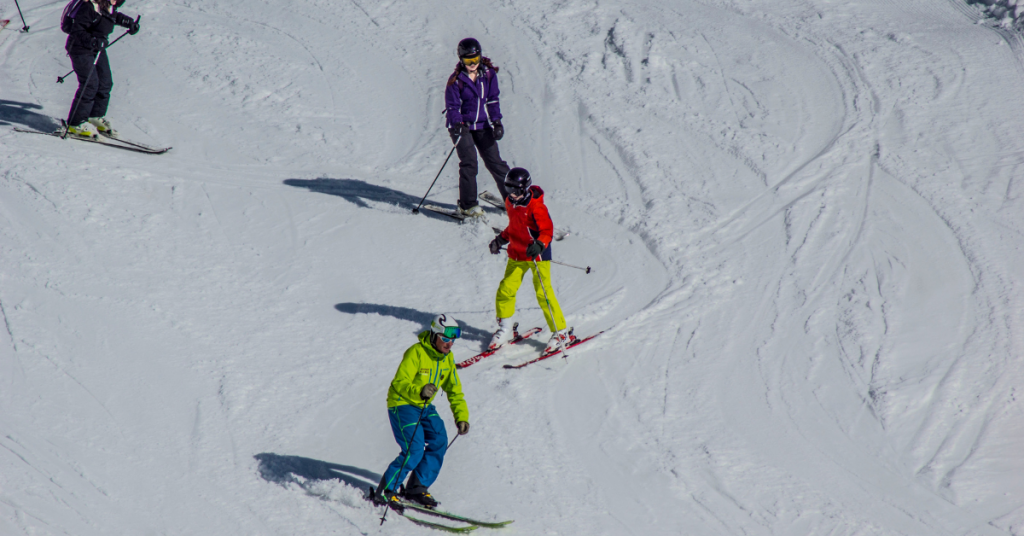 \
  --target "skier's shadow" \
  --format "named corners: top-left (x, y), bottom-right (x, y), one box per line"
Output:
top-left (283, 177), bottom-right (455, 221)
top-left (255, 453), bottom-right (379, 491)
top-left (334, 302), bottom-right (491, 343)
top-left (0, 100), bottom-right (60, 132)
